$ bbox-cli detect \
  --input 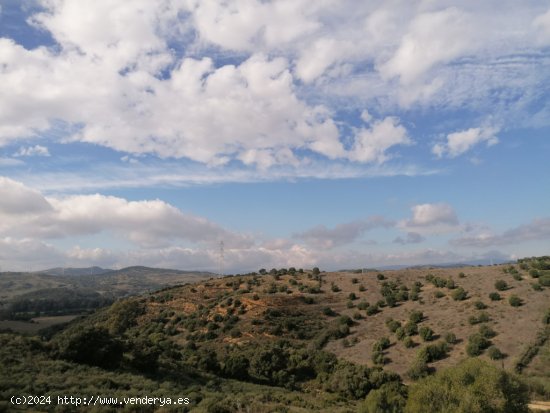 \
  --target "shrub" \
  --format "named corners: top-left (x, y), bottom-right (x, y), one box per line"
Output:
top-left (386, 318), bottom-right (402, 333)
top-left (359, 285), bottom-right (366, 292)
top-left (513, 273), bottom-right (523, 281)
top-left (353, 312), bottom-right (363, 320)
top-left (451, 287), bottom-right (467, 301)
top-left (458, 272), bottom-right (465, 278)
top-left (543, 308), bottom-right (550, 324)
top-left (445, 278), bottom-right (456, 289)
top-left (312, 267), bottom-right (320, 275)
top-left (474, 301), bottom-right (487, 310)
top-left (487, 346), bottom-right (505, 360)
top-left (404, 336), bottom-right (415, 348)
top-left (358, 300), bottom-right (369, 310)
top-left (466, 333), bottom-right (490, 356)
top-left (322, 307), bottom-right (336, 316)
top-left (489, 292), bottom-right (501, 301)
top-left (377, 273), bottom-right (386, 280)
top-left (530, 269), bottom-right (540, 278)
top-left (349, 292), bottom-right (358, 300)
top-left (532, 283), bottom-right (543, 291)
top-left (405, 358), bottom-right (529, 413)
top-left (434, 290), bottom-right (445, 298)
top-left (339, 315), bottom-right (354, 326)
top-left (366, 305), bottom-right (379, 316)
top-left (417, 341), bottom-right (449, 363)
top-left (419, 326), bottom-right (434, 342)
top-left (379, 337), bottom-right (391, 349)
top-left (372, 351), bottom-right (385, 365)
top-left (409, 310), bottom-right (424, 324)
top-left (444, 332), bottom-right (457, 344)
top-left (407, 358), bottom-right (429, 381)
top-left (360, 382), bottom-right (407, 413)
top-left (478, 324), bottom-right (497, 339)
top-left (509, 295), bottom-right (523, 307)
top-left (347, 300), bottom-right (355, 308)
top-left (395, 327), bottom-right (406, 341)
top-left (495, 280), bottom-right (508, 291)
top-left (351, 278), bottom-right (359, 284)
top-left (404, 322), bottom-right (418, 336)
top-left (331, 283), bottom-right (341, 292)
